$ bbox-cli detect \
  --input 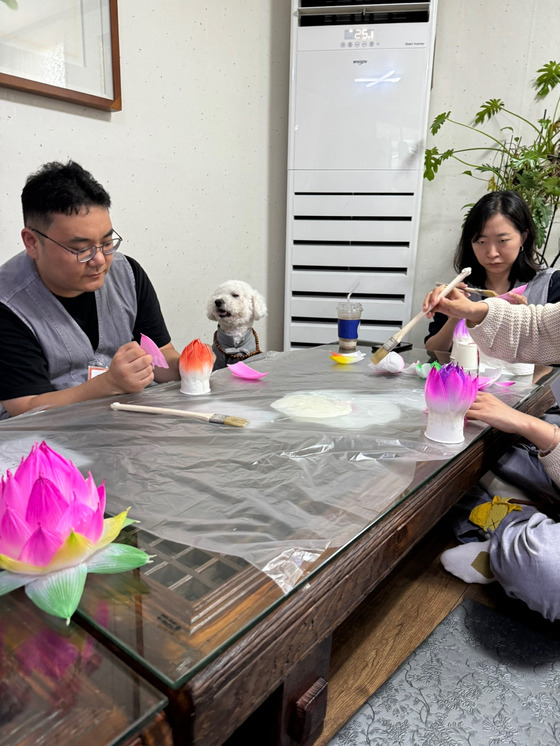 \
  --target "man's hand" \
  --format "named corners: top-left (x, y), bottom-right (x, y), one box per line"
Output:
top-left (104, 341), bottom-right (154, 394)
top-left (1, 341), bottom-right (154, 417)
